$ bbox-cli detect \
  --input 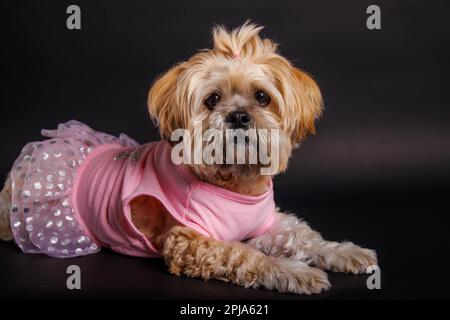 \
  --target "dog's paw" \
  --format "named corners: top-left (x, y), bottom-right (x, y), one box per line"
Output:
top-left (259, 257), bottom-right (330, 295)
top-left (323, 242), bottom-right (378, 274)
